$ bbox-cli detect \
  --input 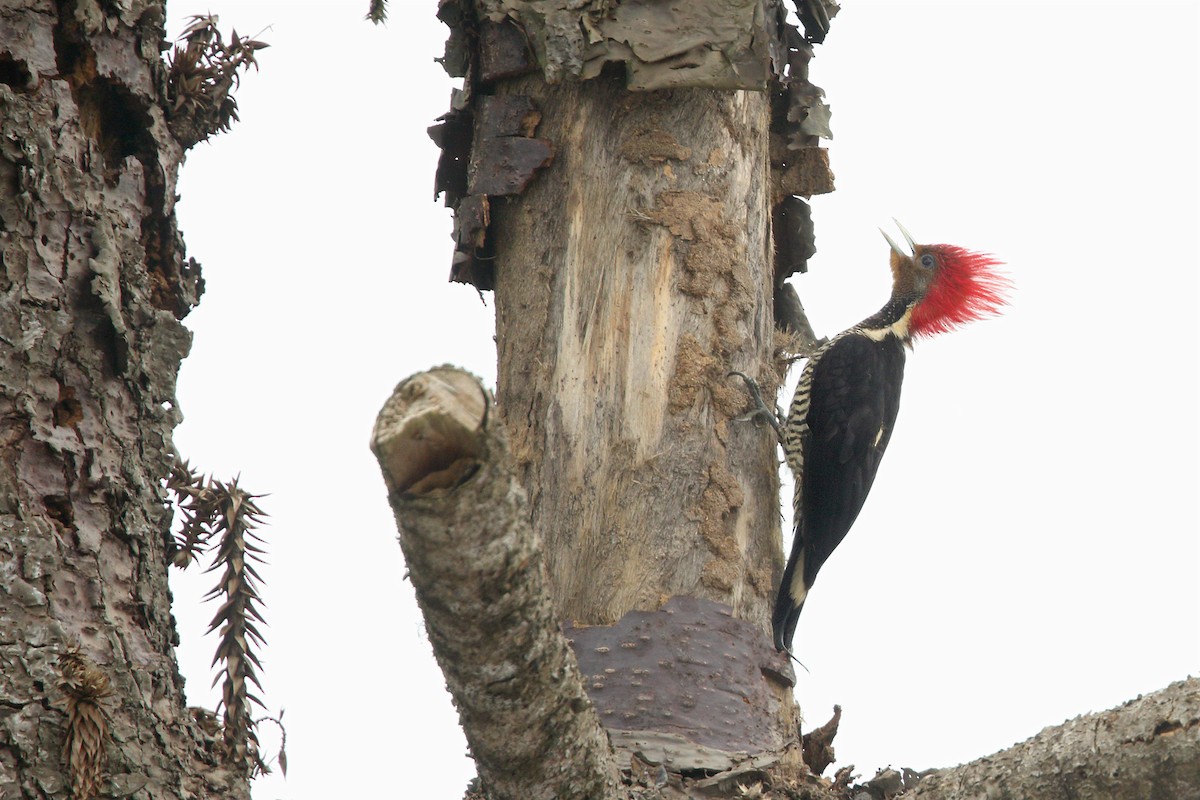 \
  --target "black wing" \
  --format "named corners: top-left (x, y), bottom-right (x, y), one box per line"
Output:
top-left (773, 332), bottom-right (906, 651)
